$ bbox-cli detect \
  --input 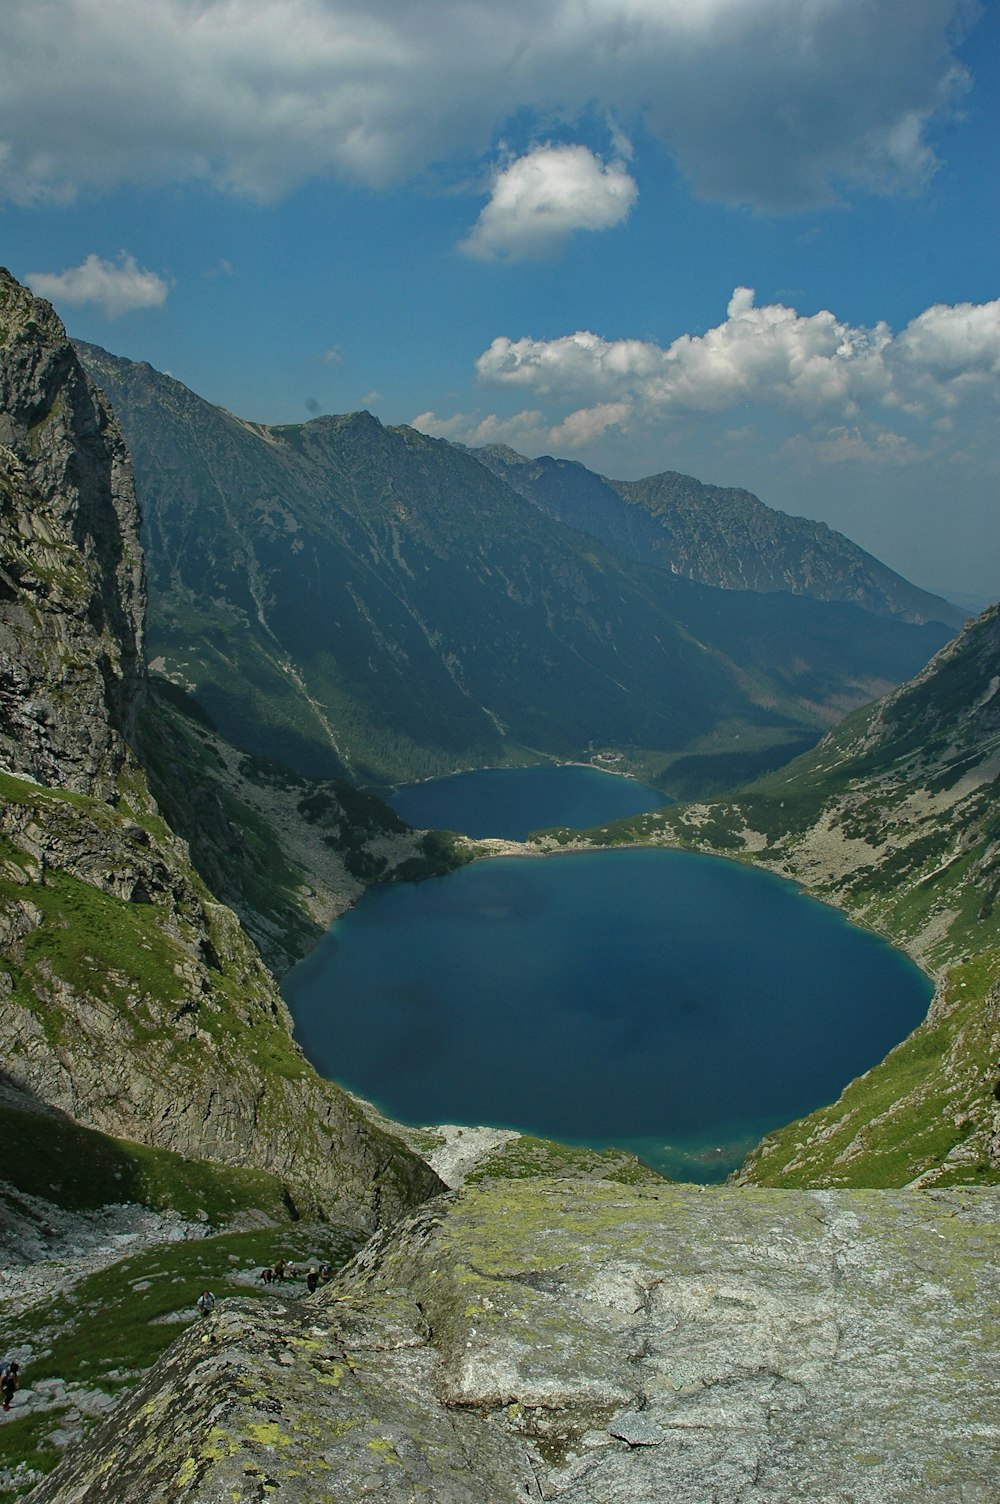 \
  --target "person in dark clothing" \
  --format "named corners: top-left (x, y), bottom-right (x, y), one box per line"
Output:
top-left (2, 1362), bottom-right (19, 1410)
top-left (306, 1267), bottom-right (319, 1294)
